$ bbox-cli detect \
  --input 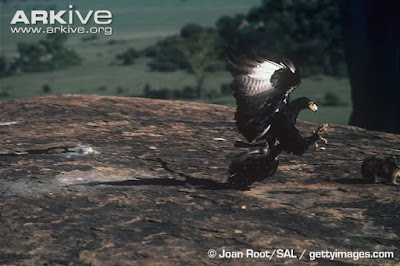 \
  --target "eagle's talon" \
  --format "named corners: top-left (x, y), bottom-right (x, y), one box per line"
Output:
top-left (316, 123), bottom-right (329, 133)
top-left (312, 124), bottom-right (328, 142)
top-left (319, 136), bottom-right (328, 144)
top-left (313, 142), bottom-right (319, 151)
